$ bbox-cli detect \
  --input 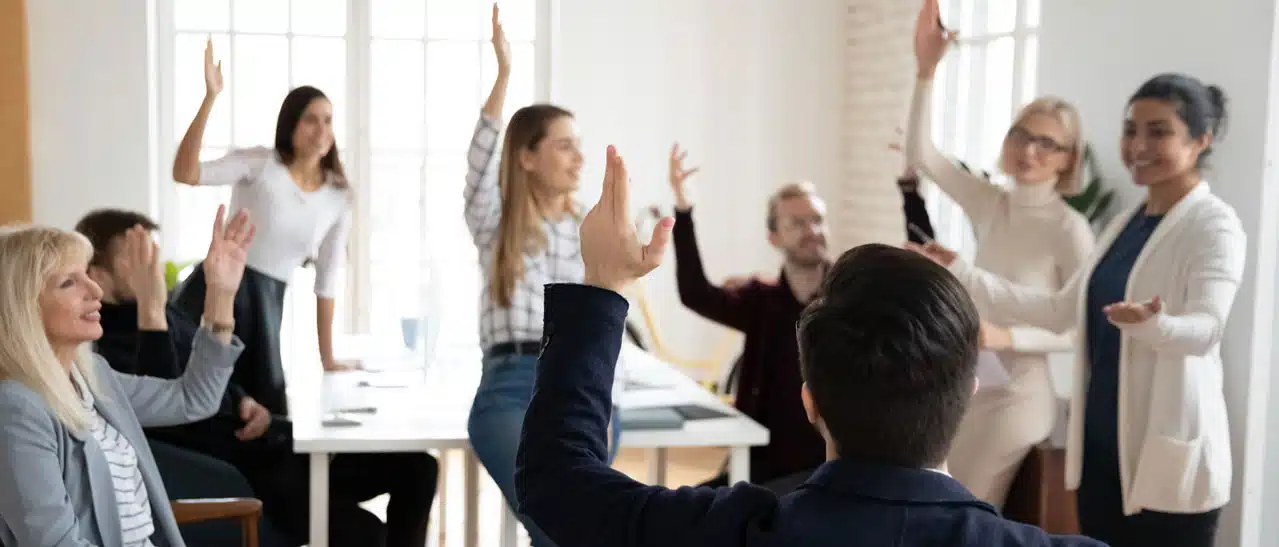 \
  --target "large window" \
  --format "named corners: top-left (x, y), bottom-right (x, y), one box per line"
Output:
top-left (925, 0), bottom-right (1040, 258)
top-left (157, 0), bottom-right (543, 371)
